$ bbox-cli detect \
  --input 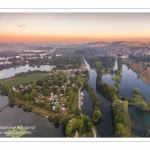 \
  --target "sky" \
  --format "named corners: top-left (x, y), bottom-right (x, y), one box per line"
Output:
top-left (0, 13), bottom-right (150, 43)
